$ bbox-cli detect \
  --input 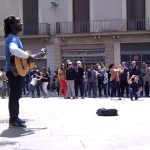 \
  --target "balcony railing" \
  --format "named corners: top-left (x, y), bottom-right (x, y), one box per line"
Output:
top-left (56, 18), bottom-right (150, 34)
top-left (19, 23), bottom-right (51, 35)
